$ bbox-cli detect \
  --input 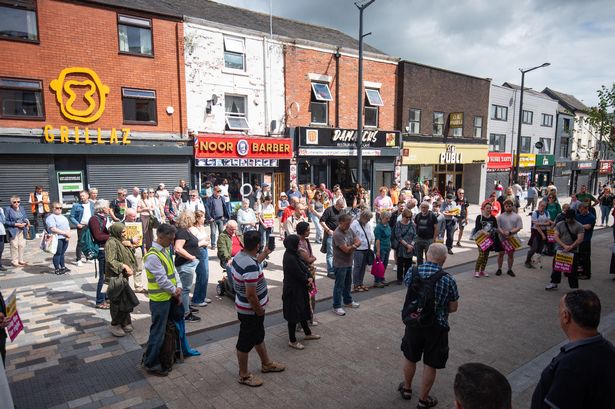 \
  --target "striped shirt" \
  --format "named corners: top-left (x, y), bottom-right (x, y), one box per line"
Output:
top-left (231, 251), bottom-right (268, 315)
